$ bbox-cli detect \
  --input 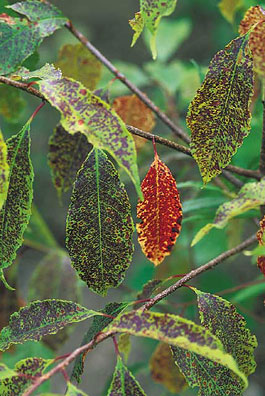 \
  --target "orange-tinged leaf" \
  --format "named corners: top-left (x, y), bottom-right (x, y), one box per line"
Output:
top-left (256, 215), bottom-right (265, 276)
top-left (136, 152), bottom-right (182, 266)
top-left (239, 6), bottom-right (265, 75)
top-left (112, 95), bottom-right (155, 149)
